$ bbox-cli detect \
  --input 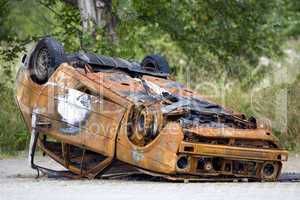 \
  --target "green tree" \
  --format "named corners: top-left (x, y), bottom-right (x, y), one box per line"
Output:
top-left (1, 0), bottom-right (300, 152)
